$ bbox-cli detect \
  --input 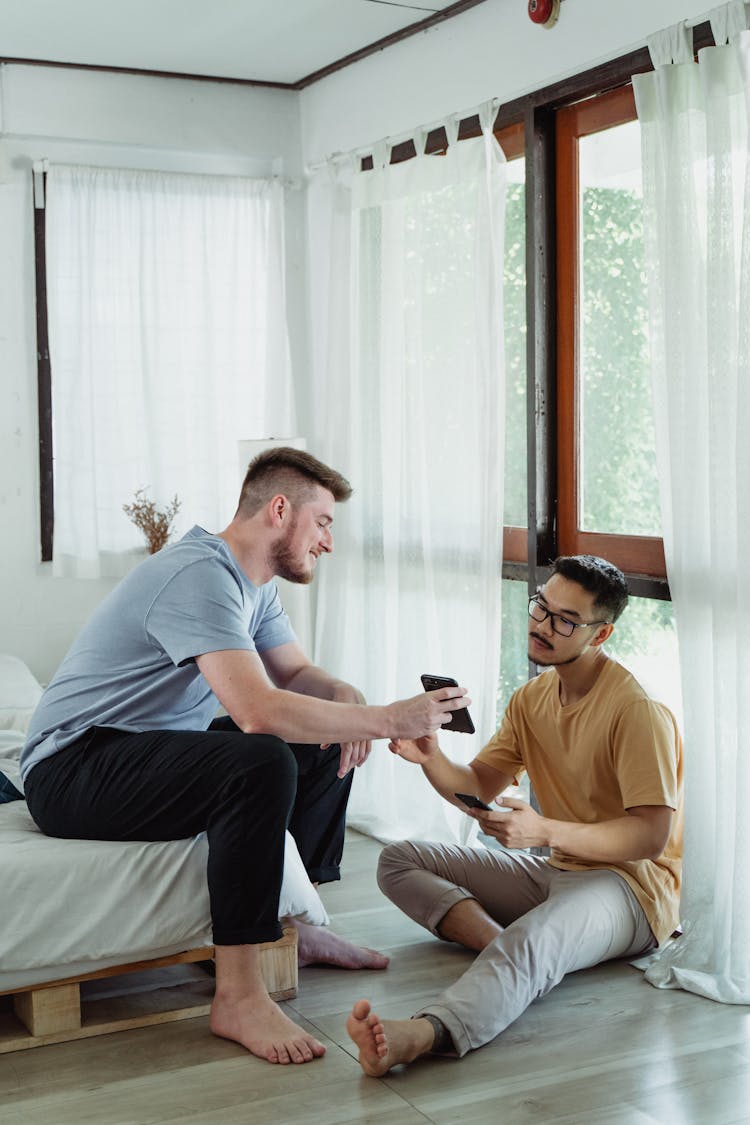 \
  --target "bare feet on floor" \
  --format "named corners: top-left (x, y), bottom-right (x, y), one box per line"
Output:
top-left (210, 992), bottom-right (326, 1065)
top-left (346, 998), bottom-right (434, 1076)
top-left (289, 919), bottom-right (390, 970)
